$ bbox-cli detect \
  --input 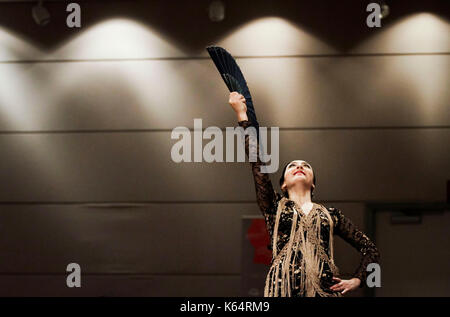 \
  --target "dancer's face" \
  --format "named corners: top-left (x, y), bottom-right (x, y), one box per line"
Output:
top-left (281, 160), bottom-right (315, 196)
